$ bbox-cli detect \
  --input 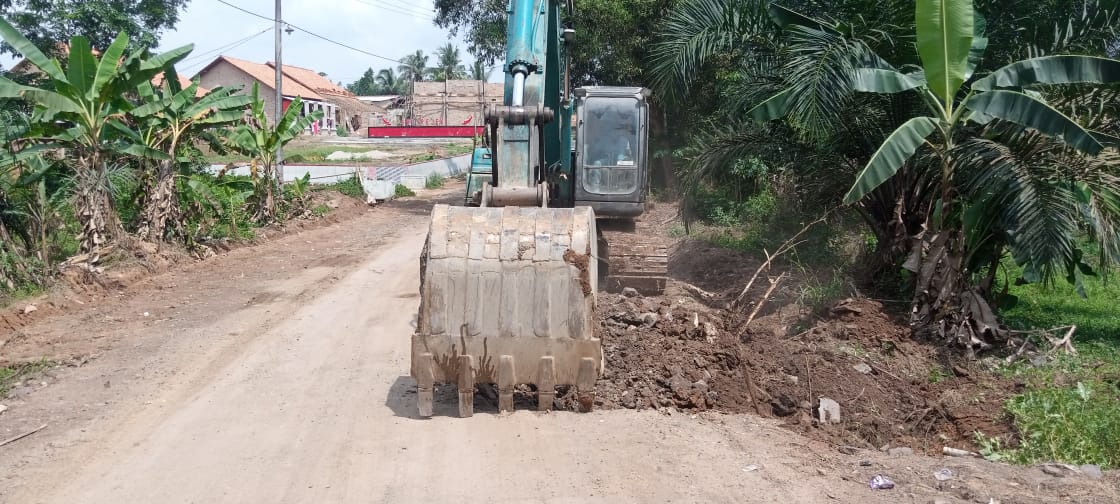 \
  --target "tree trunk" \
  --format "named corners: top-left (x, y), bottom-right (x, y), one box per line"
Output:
top-left (73, 153), bottom-right (126, 262)
top-left (910, 227), bottom-right (1005, 354)
top-left (136, 159), bottom-right (181, 242)
top-left (255, 161), bottom-right (277, 223)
